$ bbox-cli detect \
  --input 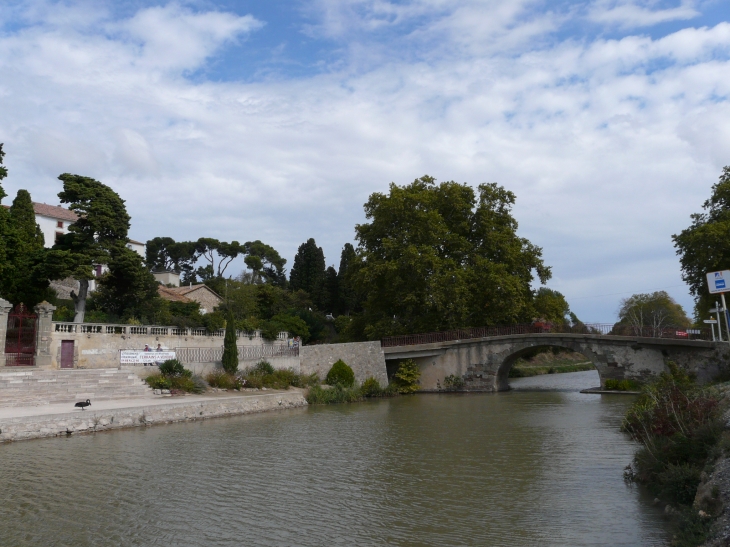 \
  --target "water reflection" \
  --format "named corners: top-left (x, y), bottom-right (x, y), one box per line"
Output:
top-left (0, 371), bottom-right (667, 547)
